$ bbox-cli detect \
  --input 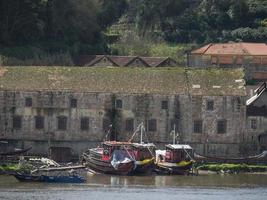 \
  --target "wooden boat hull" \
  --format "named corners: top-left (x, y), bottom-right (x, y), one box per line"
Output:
top-left (83, 151), bottom-right (135, 175)
top-left (14, 174), bottom-right (43, 182)
top-left (155, 160), bottom-right (194, 175)
top-left (132, 158), bottom-right (155, 174)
